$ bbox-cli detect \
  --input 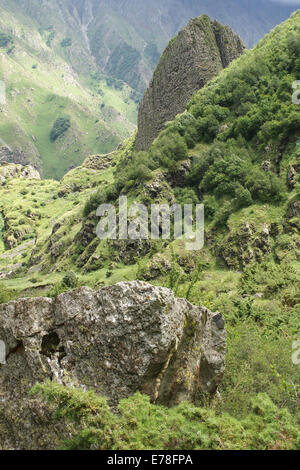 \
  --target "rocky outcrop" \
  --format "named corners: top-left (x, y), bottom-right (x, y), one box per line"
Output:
top-left (83, 152), bottom-right (116, 170)
top-left (135, 15), bottom-right (245, 151)
top-left (287, 163), bottom-right (300, 189)
top-left (0, 162), bottom-right (40, 182)
top-left (0, 281), bottom-right (226, 449)
top-left (0, 146), bottom-right (41, 173)
top-left (220, 222), bottom-right (272, 270)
